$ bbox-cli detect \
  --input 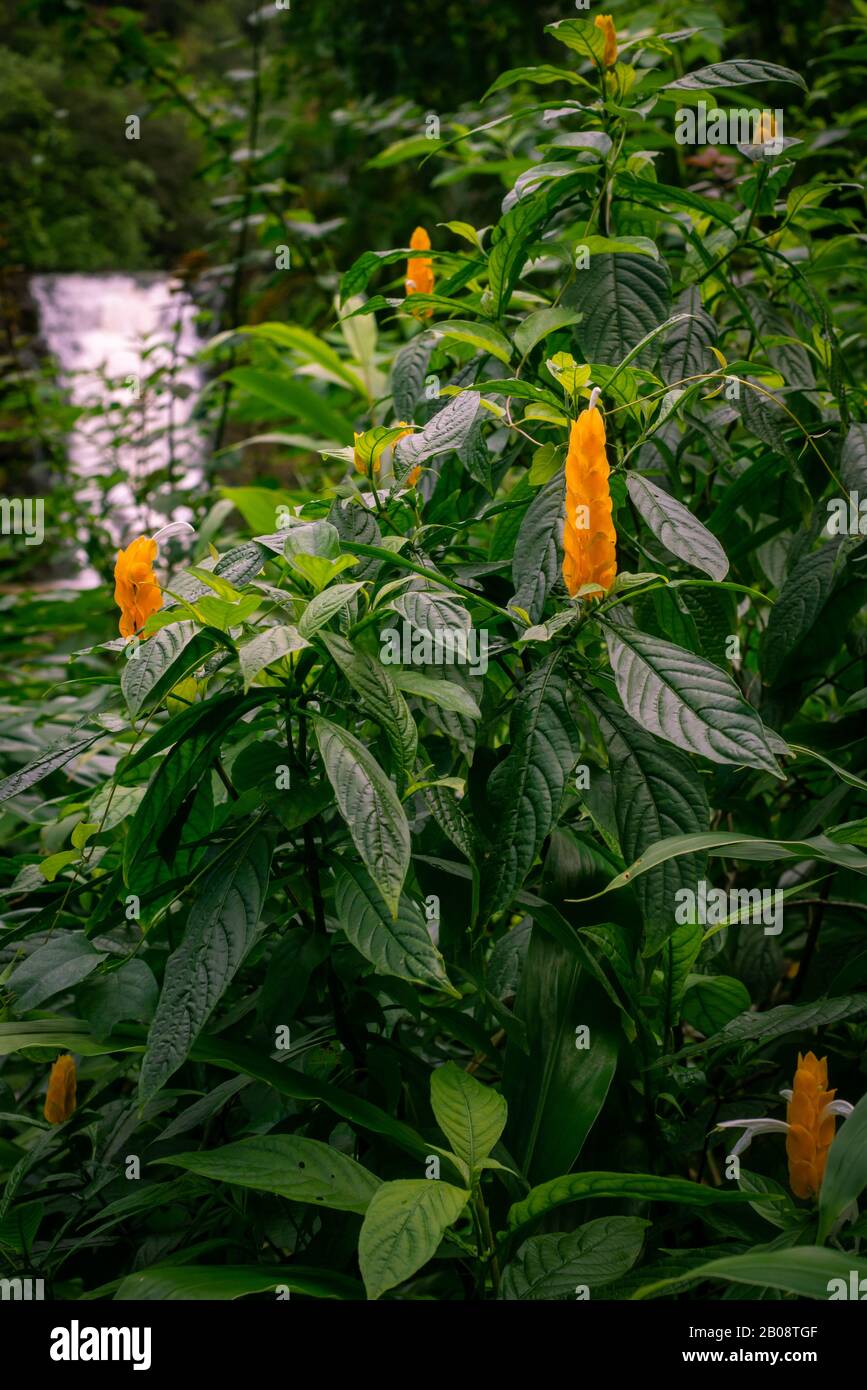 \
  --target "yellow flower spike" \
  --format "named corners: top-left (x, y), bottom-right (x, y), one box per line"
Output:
top-left (787, 1051), bottom-right (837, 1199)
top-left (114, 535), bottom-right (162, 640)
top-left (716, 1050), bottom-right (854, 1202)
top-left (405, 226), bottom-right (434, 307)
top-left (44, 1053), bottom-right (77, 1124)
top-left (594, 14), bottom-right (618, 68)
top-left (562, 395), bottom-right (617, 598)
